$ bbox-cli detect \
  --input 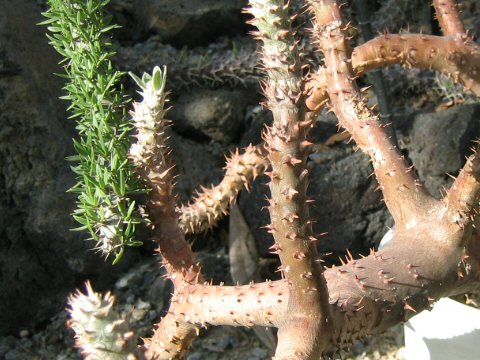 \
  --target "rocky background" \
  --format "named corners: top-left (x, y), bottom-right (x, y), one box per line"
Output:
top-left (0, 0), bottom-right (479, 359)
